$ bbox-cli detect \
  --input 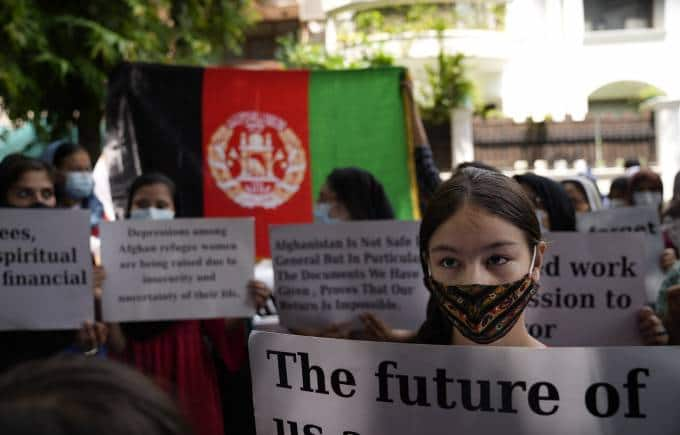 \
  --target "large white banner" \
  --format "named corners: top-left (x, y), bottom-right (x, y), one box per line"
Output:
top-left (249, 331), bottom-right (680, 435)
top-left (576, 207), bottom-right (664, 302)
top-left (525, 232), bottom-right (647, 346)
top-left (270, 221), bottom-right (429, 330)
top-left (100, 218), bottom-right (255, 321)
top-left (0, 209), bottom-right (93, 330)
